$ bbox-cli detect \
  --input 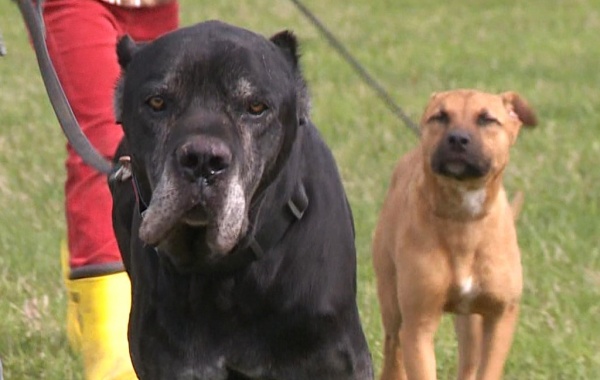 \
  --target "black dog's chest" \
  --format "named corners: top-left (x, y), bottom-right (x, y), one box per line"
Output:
top-left (131, 261), bottom-right (363, 379)
top-left (132, 275), bottom-right (264, 378)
